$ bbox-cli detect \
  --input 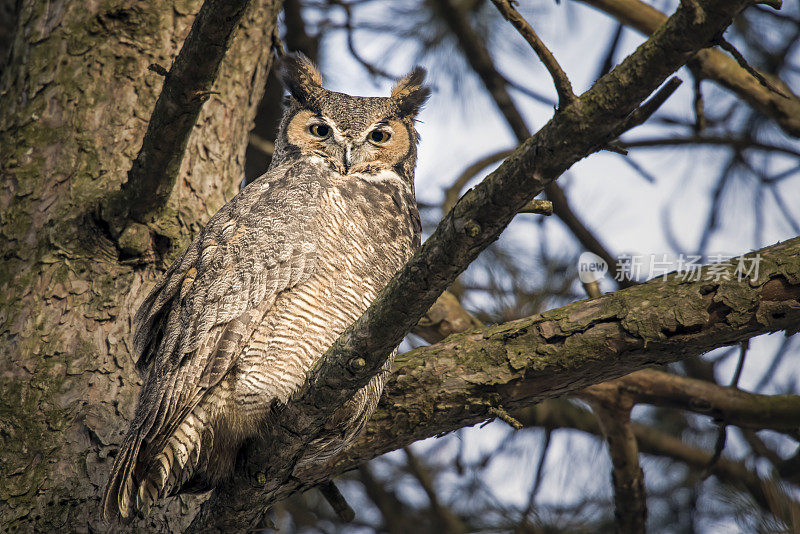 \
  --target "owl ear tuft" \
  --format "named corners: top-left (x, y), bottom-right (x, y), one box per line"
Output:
top-left (277, 52), bottom-right (324, 107)
top-left (391, 67), bottom-right (431, 117)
